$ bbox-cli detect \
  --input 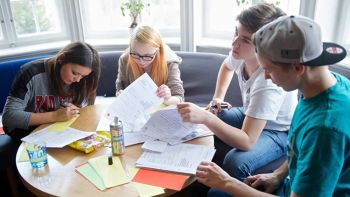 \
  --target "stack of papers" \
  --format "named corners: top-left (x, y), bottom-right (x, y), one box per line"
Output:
top-left (132, 168), bottom-right (189, 191)
top-left (21, 126), bottom-right (94, 148)
top-left (142, 105), bottom-right (199, 144)
top-left (76, 155), bottom-right (129, 190)
top-left (99, 73), bottom-right (210, 145)
top-left (128, 167), bottom-right (165, 197)
top-left (136, 143), bottom-right (216, 174)
top-left (105, 73), bottom-right (163, 132)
